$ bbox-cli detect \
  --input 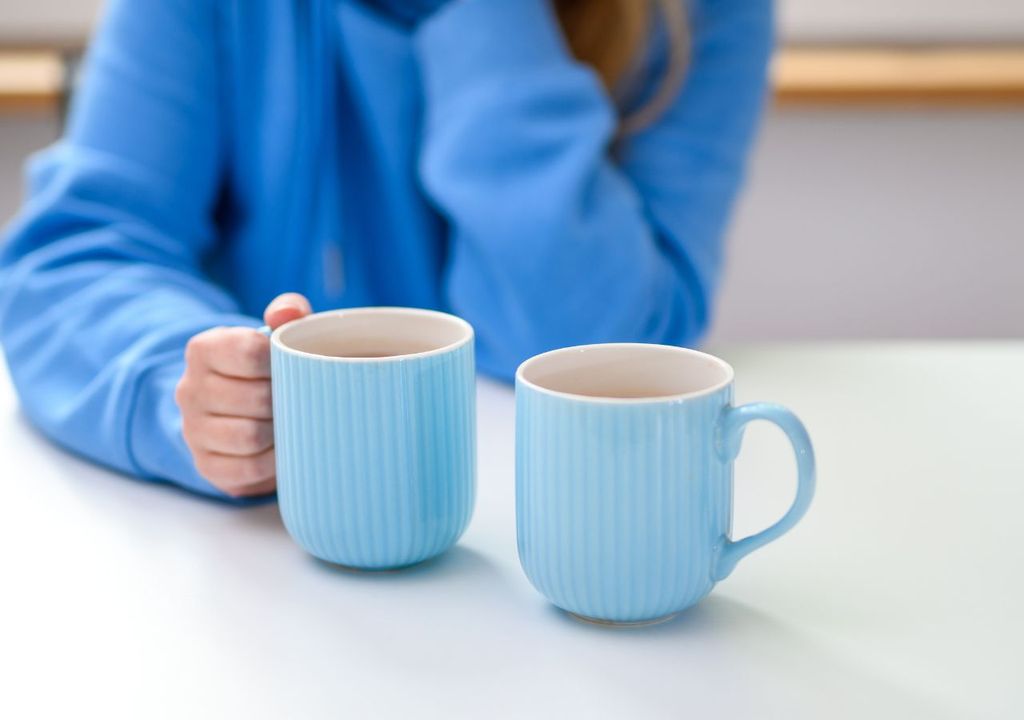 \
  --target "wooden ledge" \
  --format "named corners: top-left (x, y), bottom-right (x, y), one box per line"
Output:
top-left (774, 46), bottom-right (1024, 106)
top-left (2, 46), bottom-right (1024, 114)
top-left (0, 50), bottom-right (65, 113)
